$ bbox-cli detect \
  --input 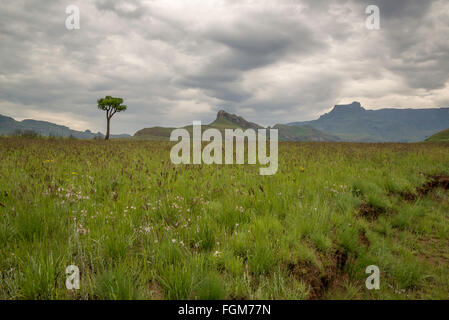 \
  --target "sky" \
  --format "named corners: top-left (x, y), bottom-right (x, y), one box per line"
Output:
top-left (1, 0), bottom-right (448, 135)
